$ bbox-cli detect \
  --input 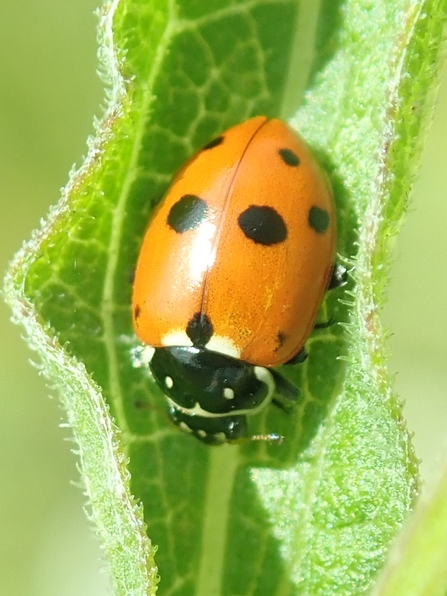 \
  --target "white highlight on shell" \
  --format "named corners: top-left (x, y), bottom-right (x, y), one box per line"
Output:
top-left (188, 220), bottom-right (217, 284)
top-left (165, 376), bottom-right (174, 389)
